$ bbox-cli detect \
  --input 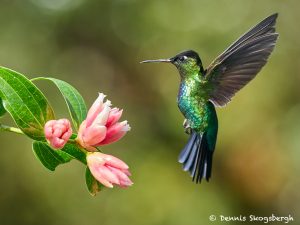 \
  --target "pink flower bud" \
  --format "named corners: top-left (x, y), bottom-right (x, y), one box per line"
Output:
top-left (87, 152), bottom-right (133, 188)
top-left (76, 93), bottom-right (130, 151)
top-left (44, 119), bottom-right (72, 149)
